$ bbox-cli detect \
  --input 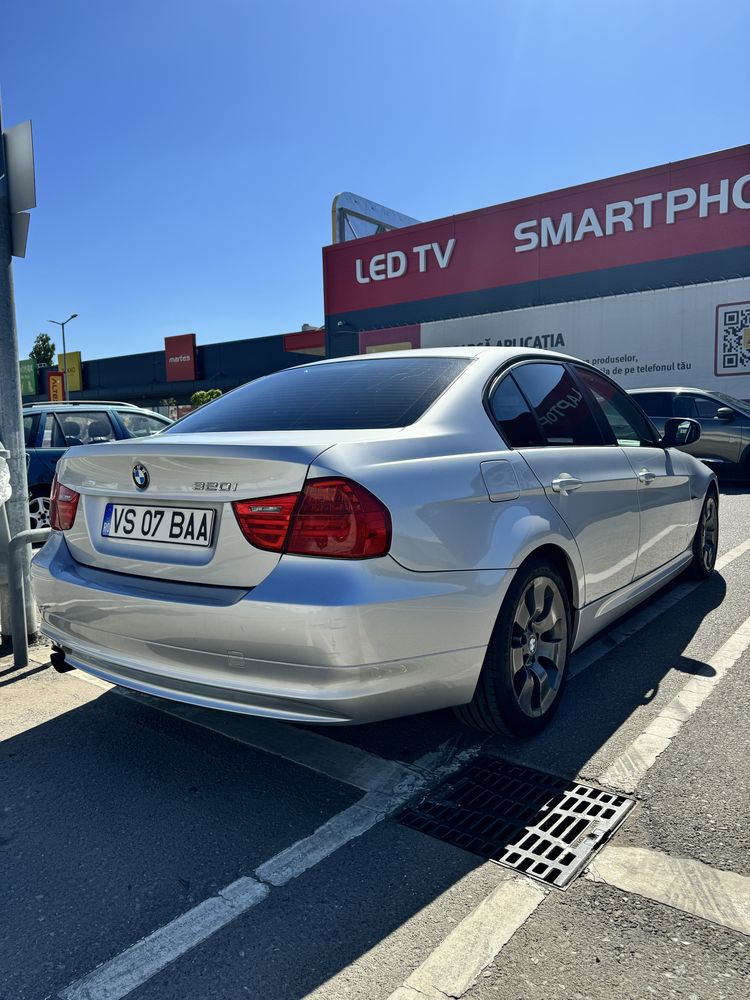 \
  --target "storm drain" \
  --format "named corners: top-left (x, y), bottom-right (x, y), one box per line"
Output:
top-left (399, 756), bottom-right (634, 889)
